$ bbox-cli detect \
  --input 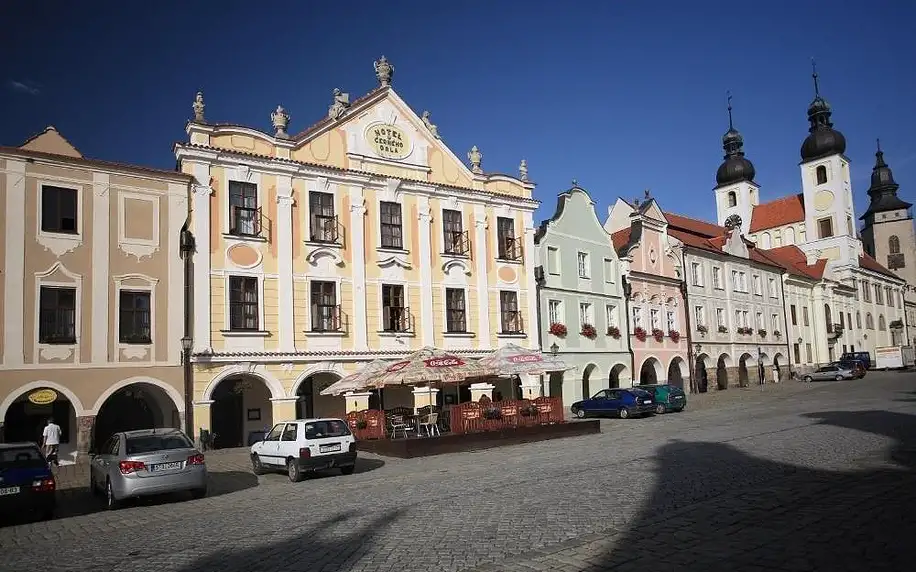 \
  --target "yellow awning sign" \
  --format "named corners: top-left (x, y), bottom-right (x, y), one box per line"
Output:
top-left (28, 389), bottom-right (58, 405)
